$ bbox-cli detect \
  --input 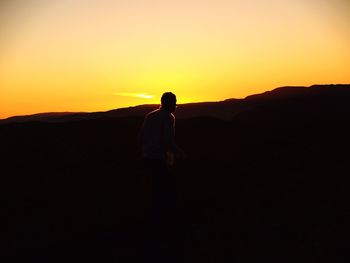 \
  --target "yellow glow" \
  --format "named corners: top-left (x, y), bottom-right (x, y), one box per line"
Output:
top-left (0, 0), bottom-right (349, 119)
top-left (113, 92), bottom-right (154, 99)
